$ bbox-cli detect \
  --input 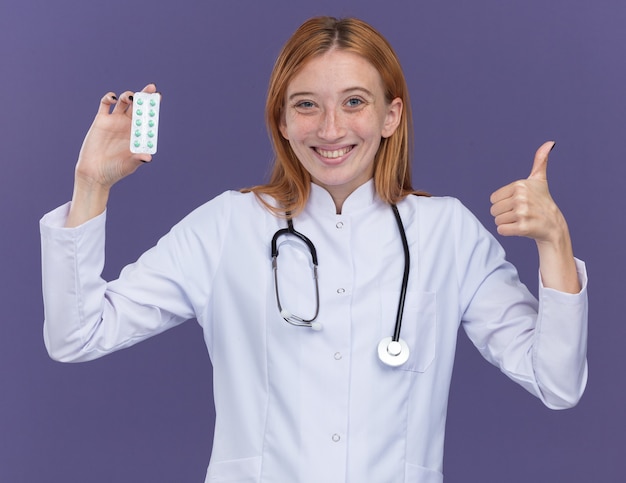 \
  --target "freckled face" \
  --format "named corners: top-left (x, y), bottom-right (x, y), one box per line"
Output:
top-left (280, 50), bottom-right (402, 204)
